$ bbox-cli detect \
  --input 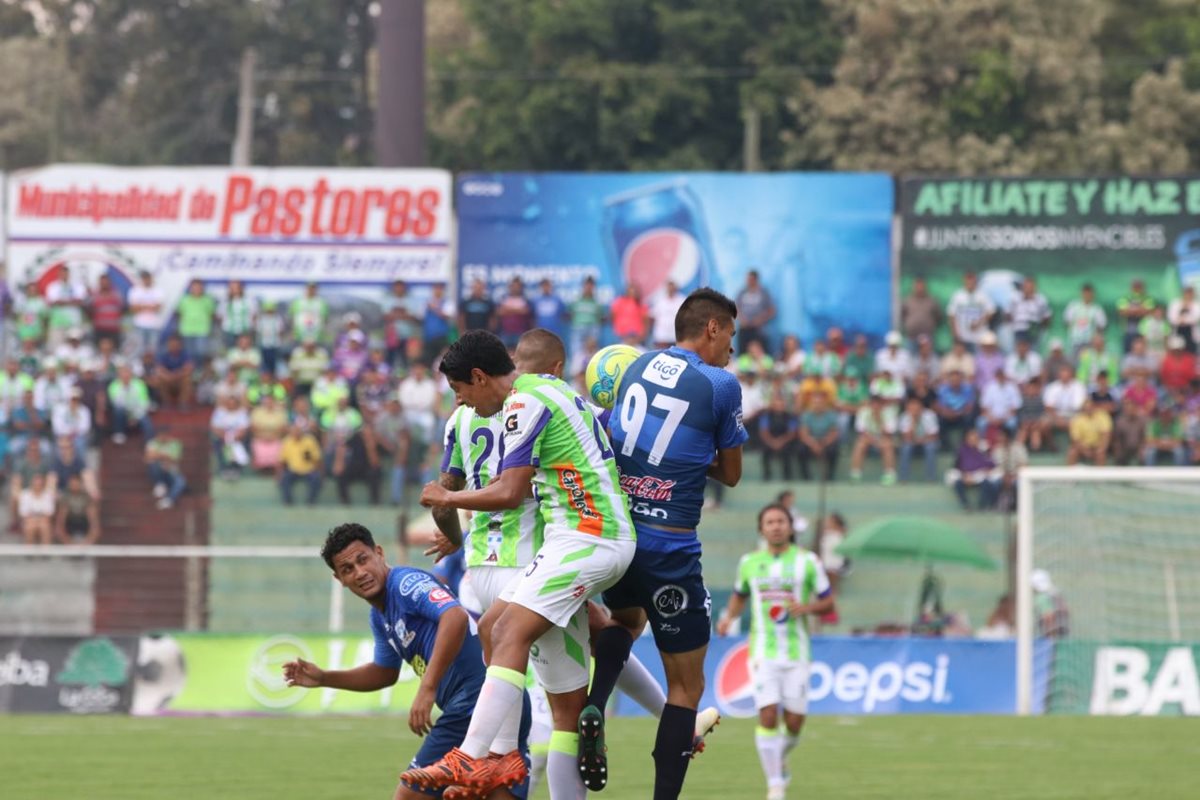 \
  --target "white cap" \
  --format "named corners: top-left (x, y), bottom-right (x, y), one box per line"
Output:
top-left (885, 331), bottom-right (902, 346)
top-left (980, 331), bottom-right (998, 346)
